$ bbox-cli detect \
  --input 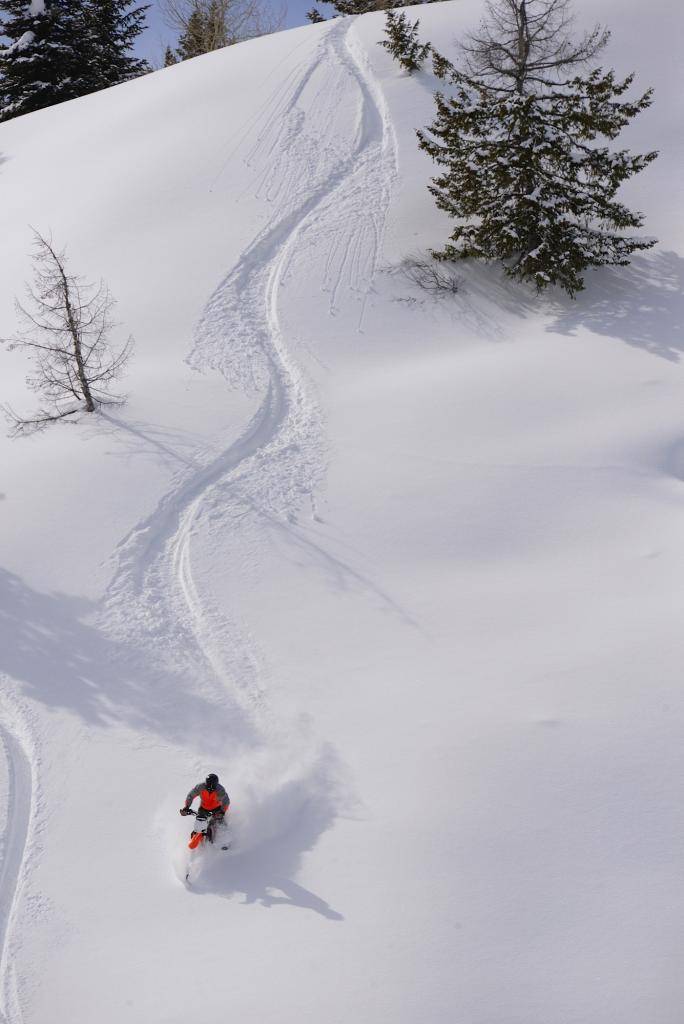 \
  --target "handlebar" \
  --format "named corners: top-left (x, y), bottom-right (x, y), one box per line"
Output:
top-left (182, 808), bottom-right (227, 816)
